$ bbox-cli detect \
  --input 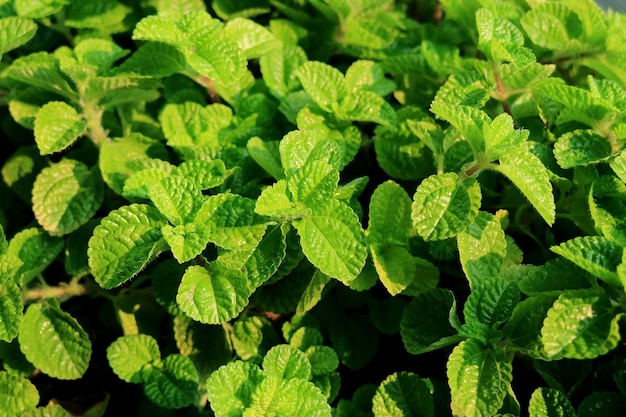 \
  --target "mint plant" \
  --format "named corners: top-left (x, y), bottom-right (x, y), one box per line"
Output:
top-left (2, 0), bottom-right (626, 416)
